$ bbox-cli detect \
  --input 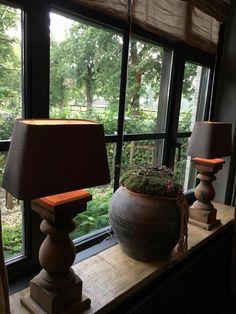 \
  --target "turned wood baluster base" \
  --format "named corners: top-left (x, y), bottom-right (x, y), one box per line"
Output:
top-left (189, 158), bottom-right (225, 230)
top-left (21, 190), bottom-right (92, 314)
